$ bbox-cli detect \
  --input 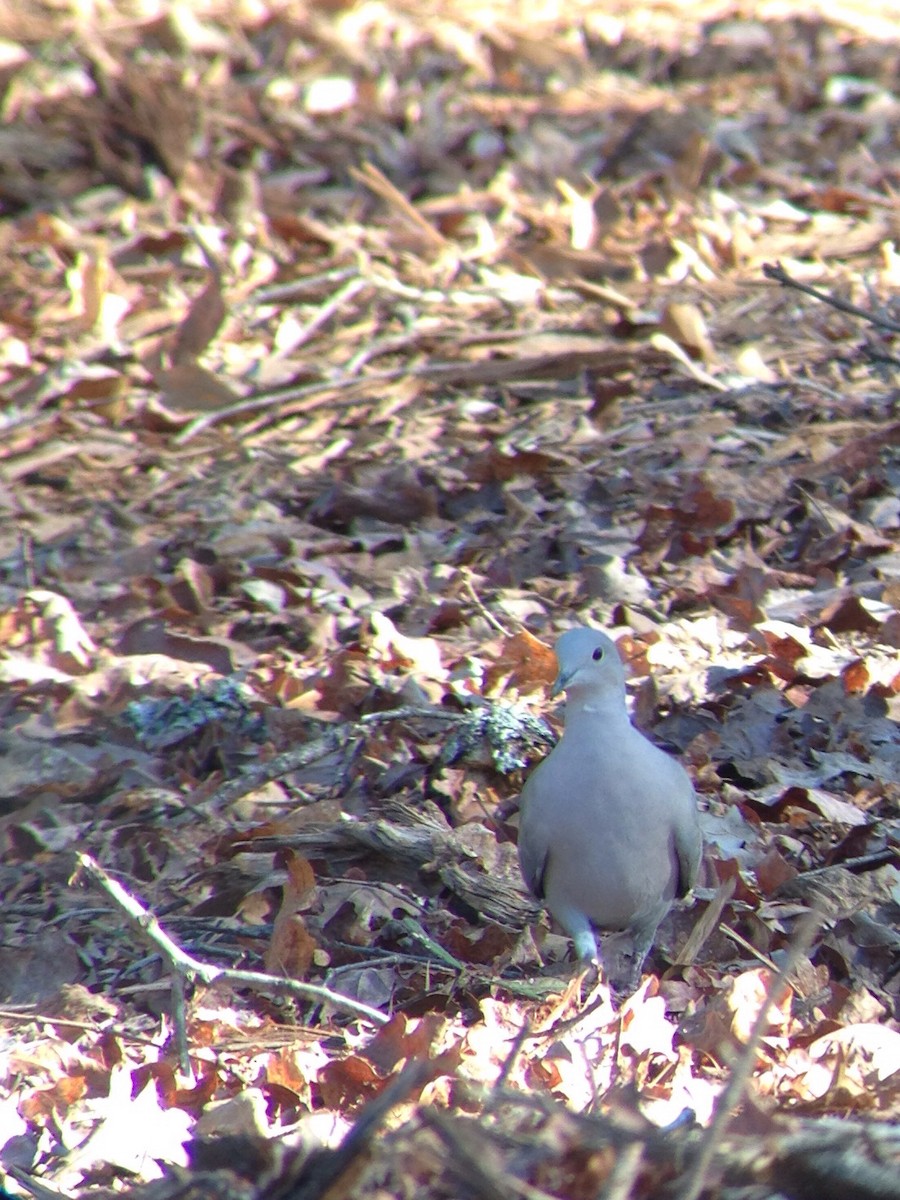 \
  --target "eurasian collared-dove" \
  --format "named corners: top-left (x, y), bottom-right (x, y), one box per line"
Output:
top-left (517, 627), bottom-right (702, 988)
